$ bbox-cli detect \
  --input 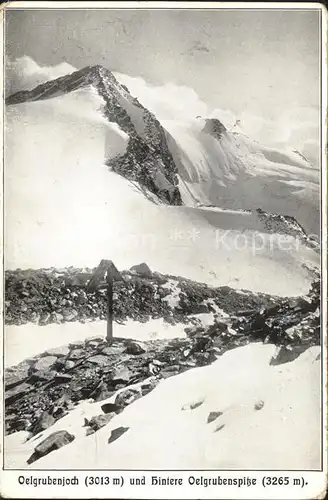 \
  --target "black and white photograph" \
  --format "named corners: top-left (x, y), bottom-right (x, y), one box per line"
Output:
top-left (1, 2), bottom-right (327, 498)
